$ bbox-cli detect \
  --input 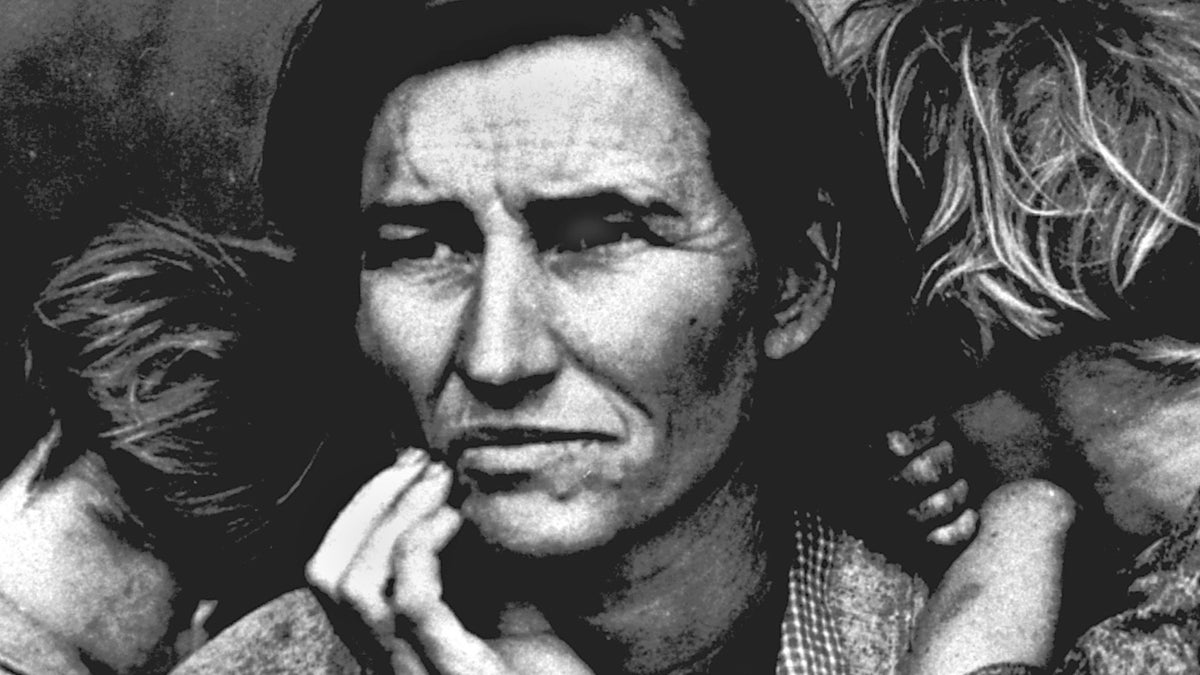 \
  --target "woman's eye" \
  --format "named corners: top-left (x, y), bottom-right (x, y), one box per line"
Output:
top-left (363, 226), bottom-right (461, 270)
top-left (360, 203), bottom-right (480, 270)
top-left (556, 212), bottom-right (647, 252)
top-left (526, 194), bottom-right (679, 255)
